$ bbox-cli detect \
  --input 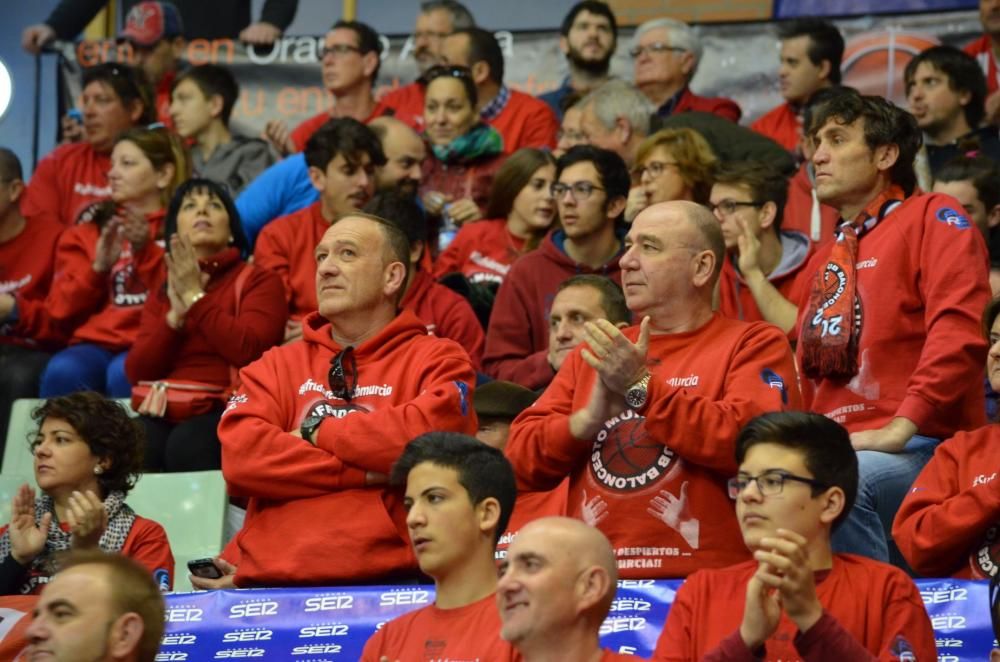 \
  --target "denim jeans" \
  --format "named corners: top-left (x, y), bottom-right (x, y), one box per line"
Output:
top-left (38, 344), bottom-right (131, 397)
top-left (831, 434), bottom-right (940, 563)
